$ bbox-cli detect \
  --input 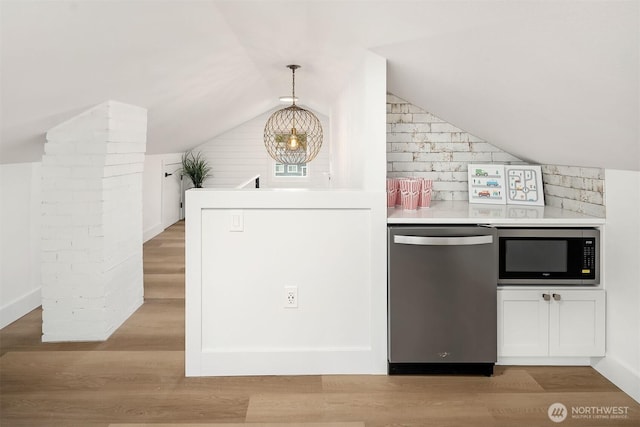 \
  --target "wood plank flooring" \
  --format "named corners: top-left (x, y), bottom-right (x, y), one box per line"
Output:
top-left (1, 220), bottom-right (639, 426)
